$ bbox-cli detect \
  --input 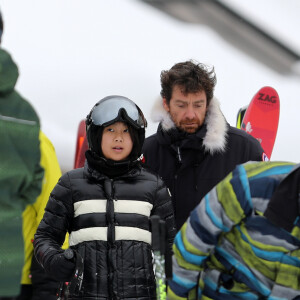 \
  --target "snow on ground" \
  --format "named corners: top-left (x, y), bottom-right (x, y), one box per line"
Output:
top-left (1, 0), bottom-right (299, 171)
